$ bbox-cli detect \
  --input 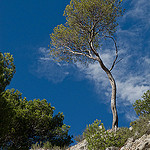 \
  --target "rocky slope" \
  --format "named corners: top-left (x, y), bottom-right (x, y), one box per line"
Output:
top-left (67, 133), bottom-right (150, 150)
